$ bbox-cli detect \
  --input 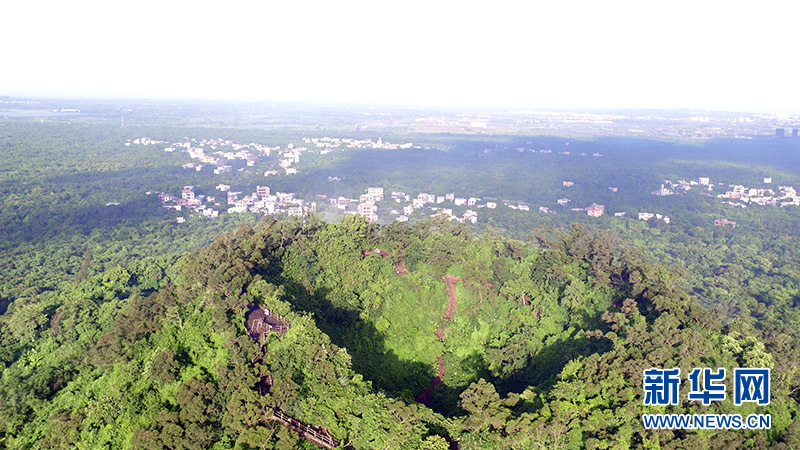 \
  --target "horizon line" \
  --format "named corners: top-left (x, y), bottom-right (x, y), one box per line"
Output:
top-left (2, 92), bottom-right (800, 117)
